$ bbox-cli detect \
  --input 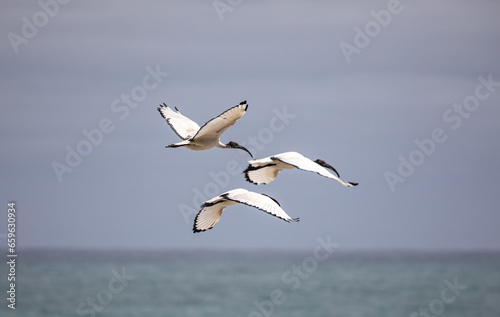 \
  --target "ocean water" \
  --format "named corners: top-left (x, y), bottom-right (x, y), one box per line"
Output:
top-left (1, 250), bottom-right (499, 317)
